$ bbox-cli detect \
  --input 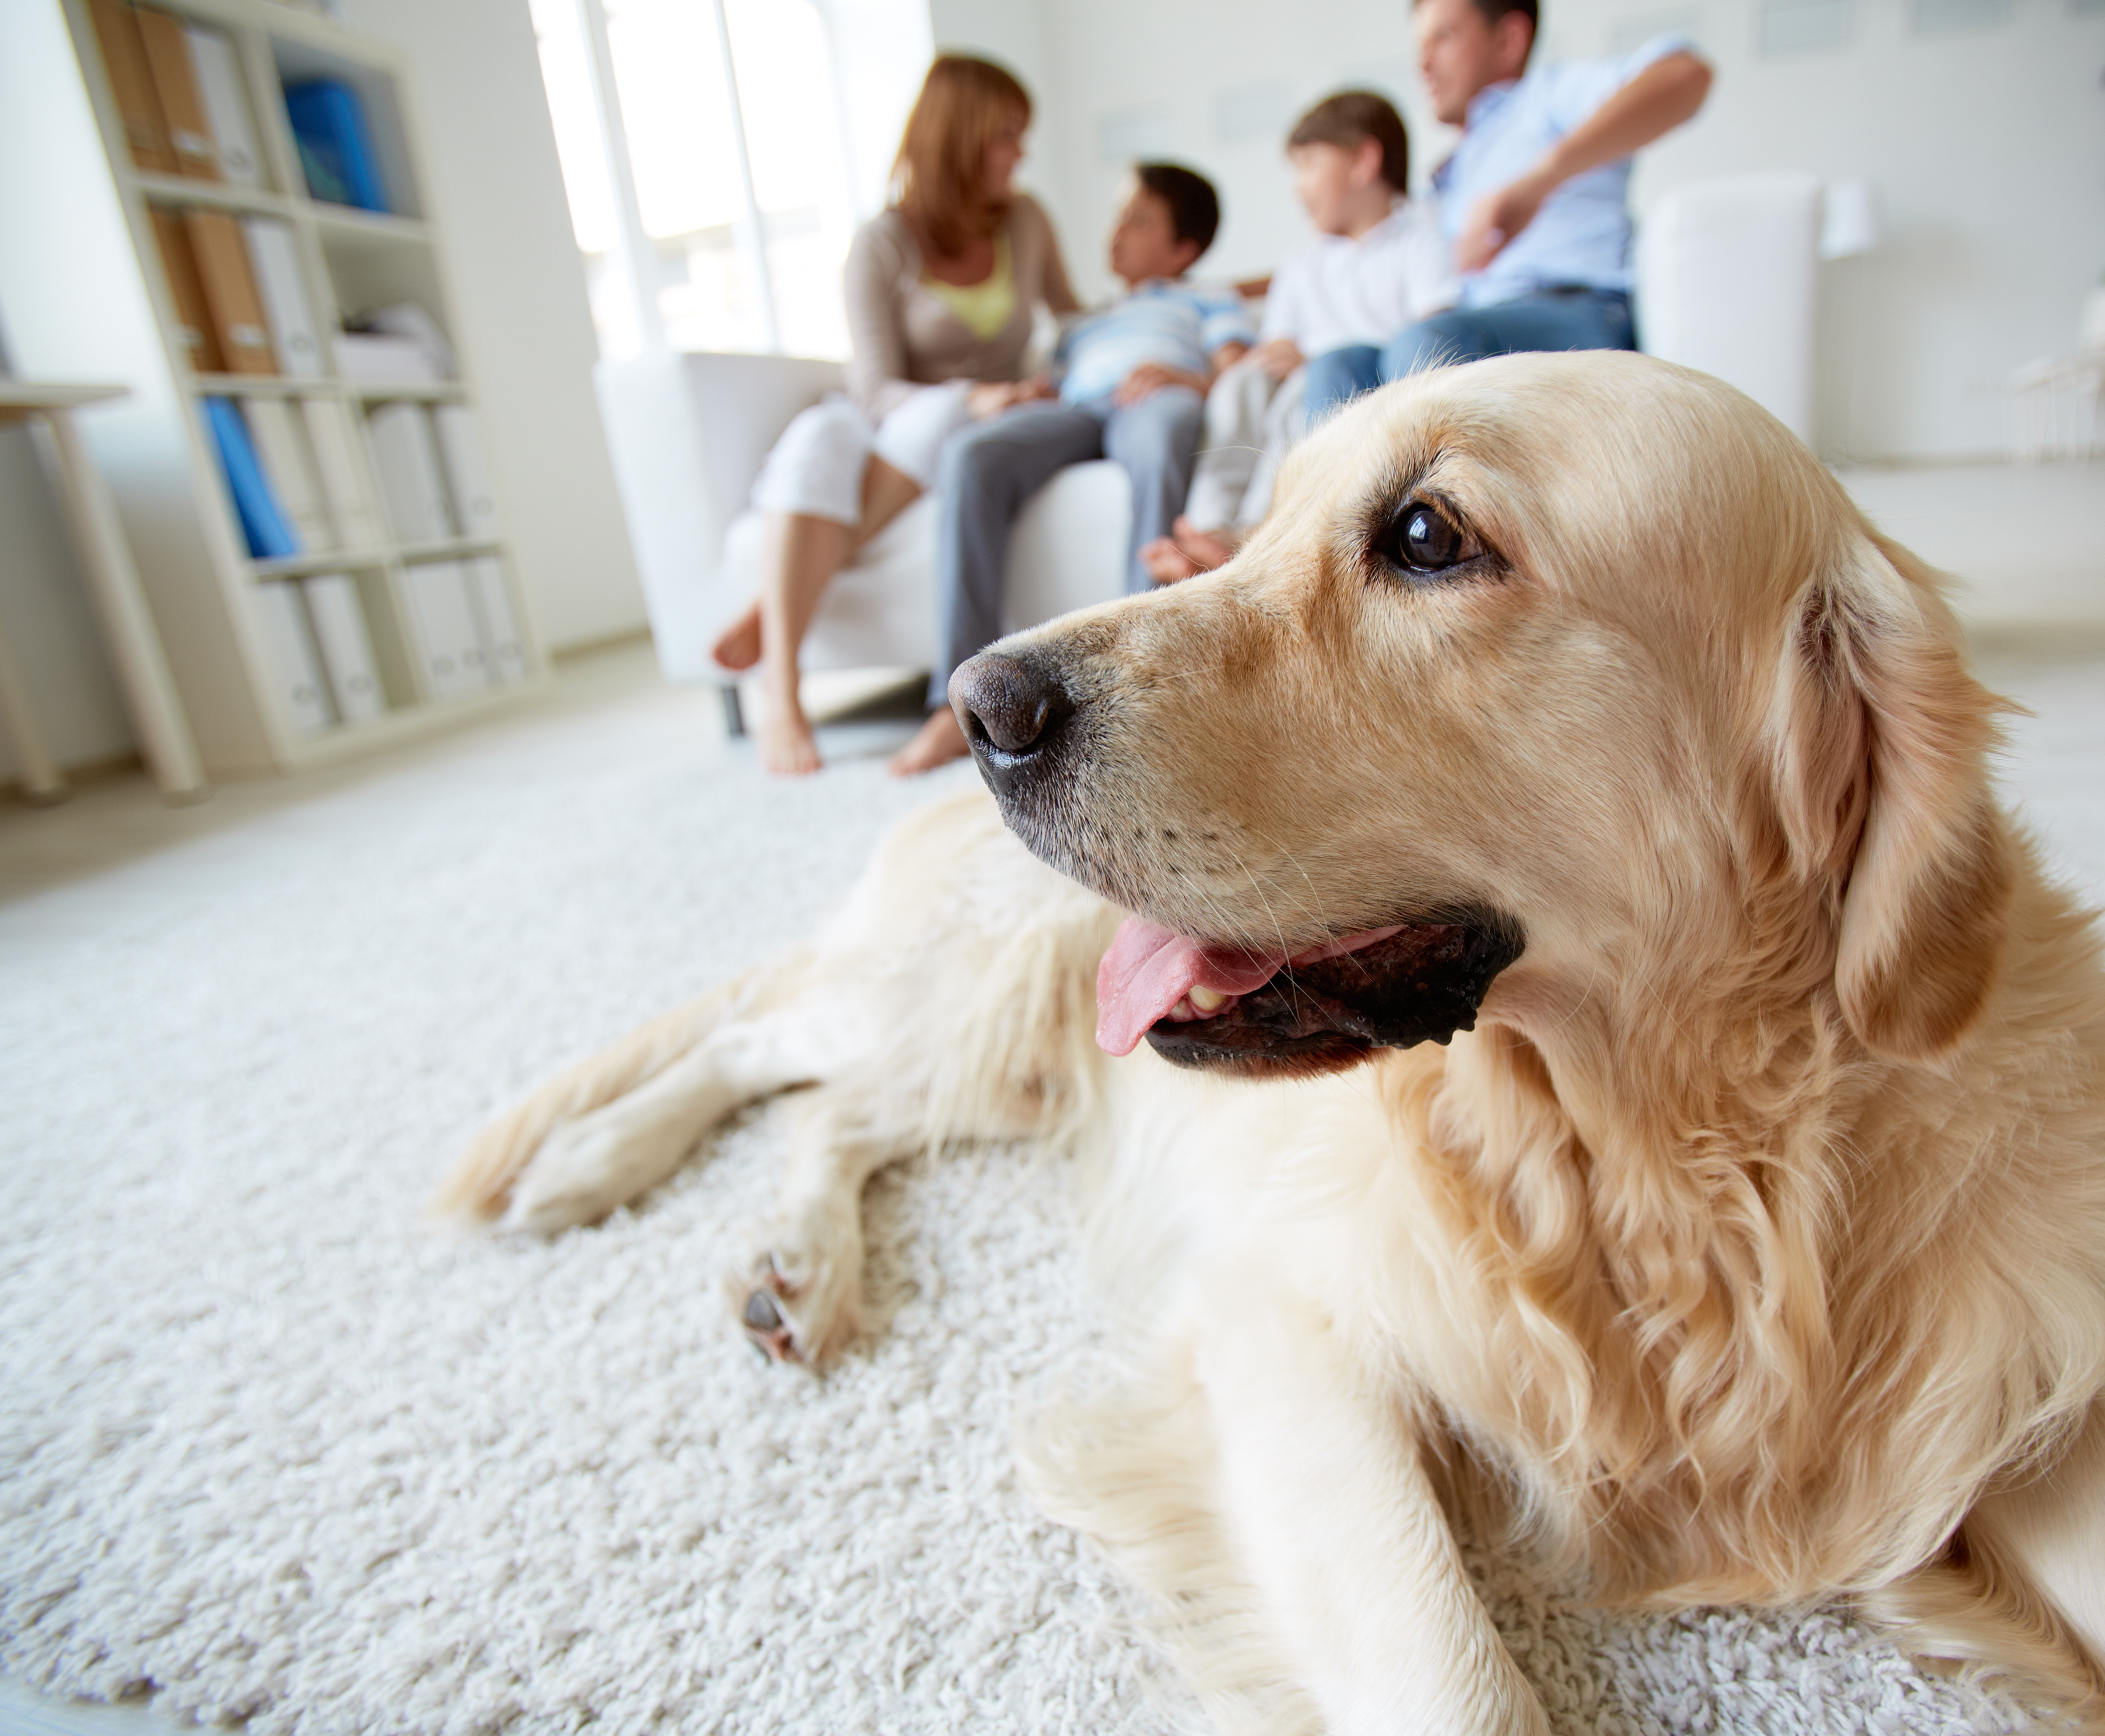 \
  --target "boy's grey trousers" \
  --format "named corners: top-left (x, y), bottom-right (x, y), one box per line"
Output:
top-left (925, 385), bottom-right (1202, 709)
